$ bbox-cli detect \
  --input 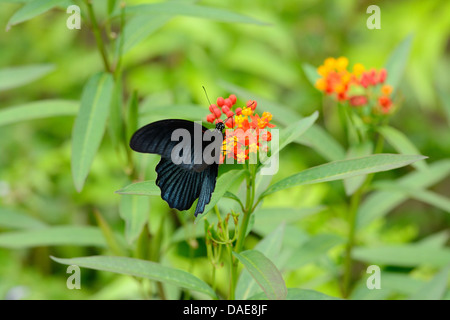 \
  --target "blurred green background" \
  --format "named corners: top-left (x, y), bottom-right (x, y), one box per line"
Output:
top-left (0, 0), bottom-right (449, 299)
